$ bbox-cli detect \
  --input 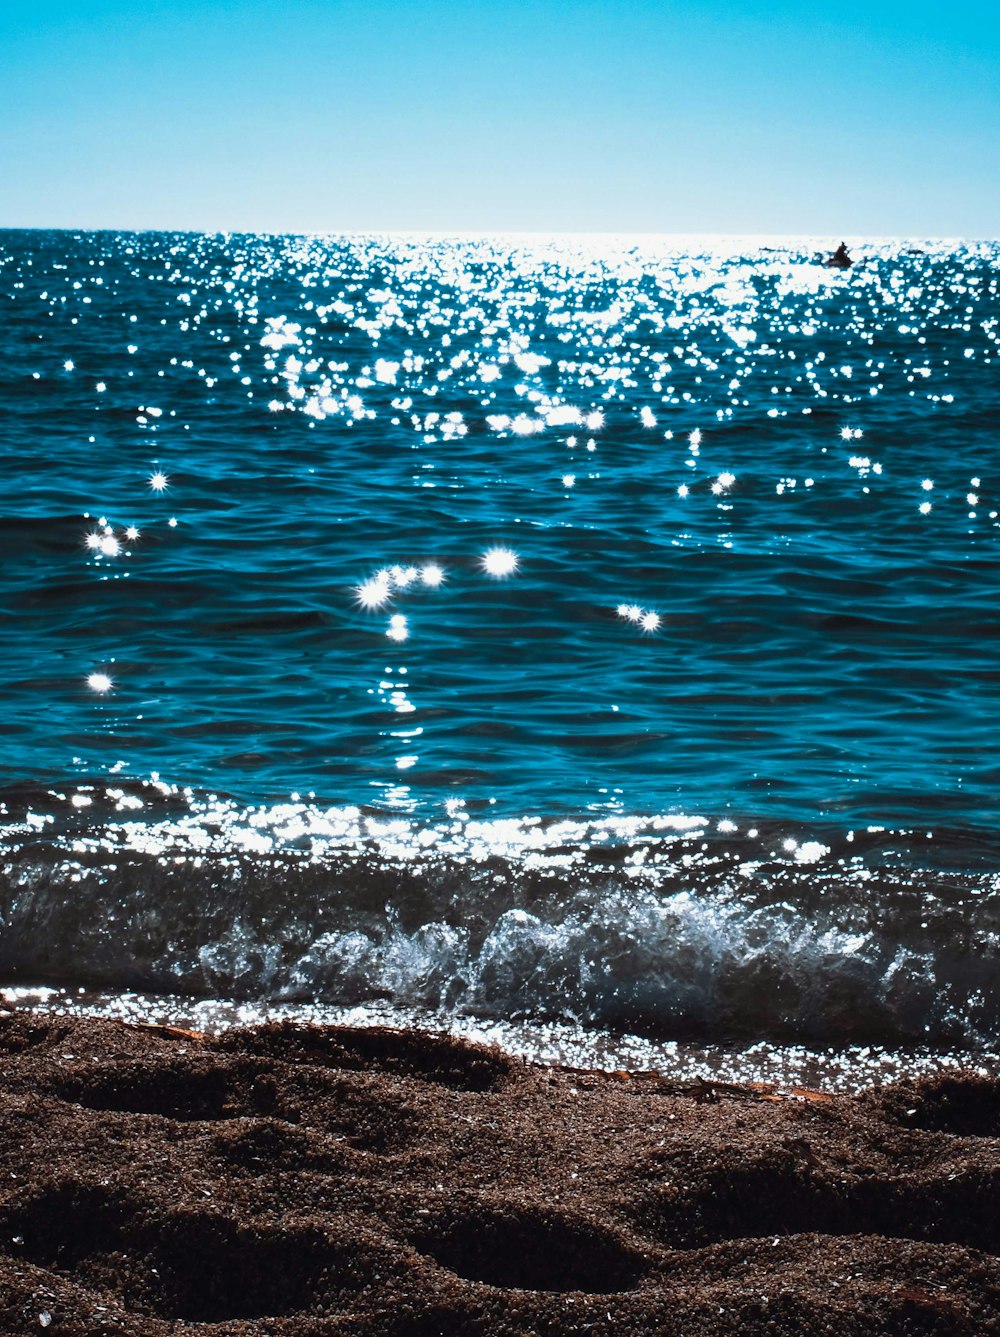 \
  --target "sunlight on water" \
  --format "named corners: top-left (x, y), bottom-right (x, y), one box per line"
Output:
top-left (481, 547), bottom-right (520, 577)
top-left (2, 230), bottom-right (999, 1065)
top-left (0, 777), bottom-right (998, 1057)
top-left (6, 985), bottom-right (997, 1095)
